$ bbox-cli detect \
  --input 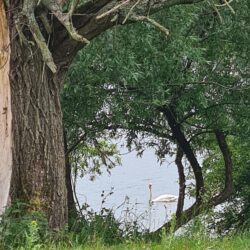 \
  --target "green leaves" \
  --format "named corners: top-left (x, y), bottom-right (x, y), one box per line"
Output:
top-left (61, 1), bottom-right (250, 231)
